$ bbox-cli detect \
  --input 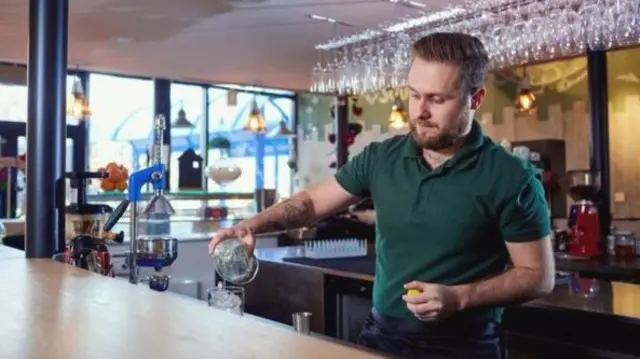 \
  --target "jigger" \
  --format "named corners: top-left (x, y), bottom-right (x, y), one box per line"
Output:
top-left (292, 312), bottom-right (312, 335)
